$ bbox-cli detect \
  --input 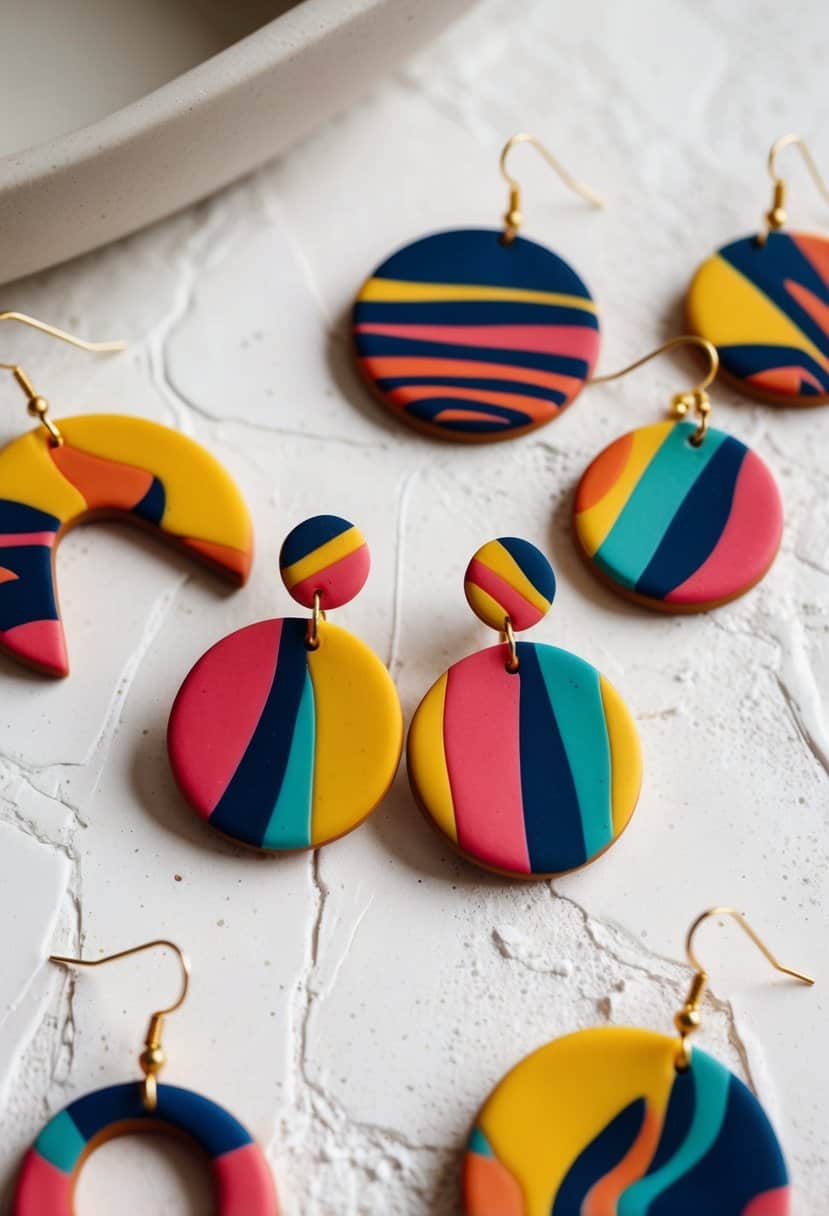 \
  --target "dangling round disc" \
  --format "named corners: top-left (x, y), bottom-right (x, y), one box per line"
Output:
top-left (407, 641), bottom-right (641, 878)
top-left (573, 419), bottom-right (783, 611)
top-left (463, 1026), bottom-right (791, 1215)
top-left (352, 228), bottom-right (600, 442)
top-left (168, 618), bottom-right (403, 850)
top-left (686, 230), bottom-right (829, 405)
